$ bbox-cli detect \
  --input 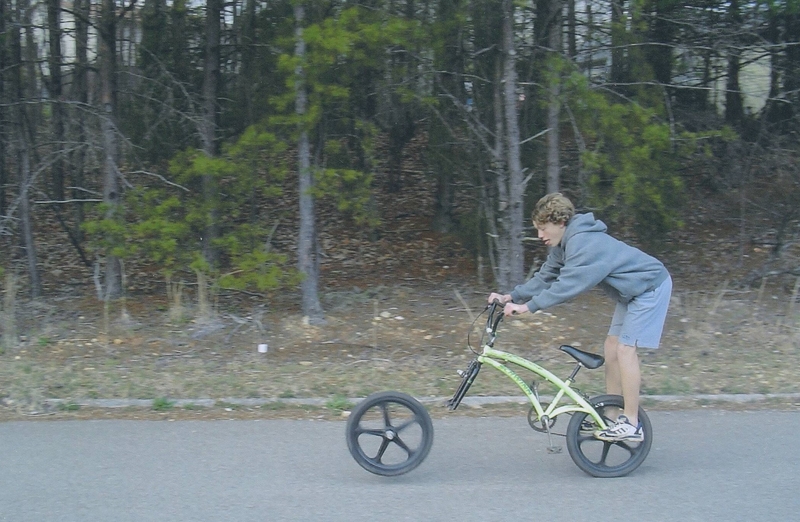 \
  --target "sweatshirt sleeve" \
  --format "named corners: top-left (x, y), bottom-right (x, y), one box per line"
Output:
top-left (524, 235), bottom-right (612, 313)
top-left (509, 249), bottom-right (563, 303)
